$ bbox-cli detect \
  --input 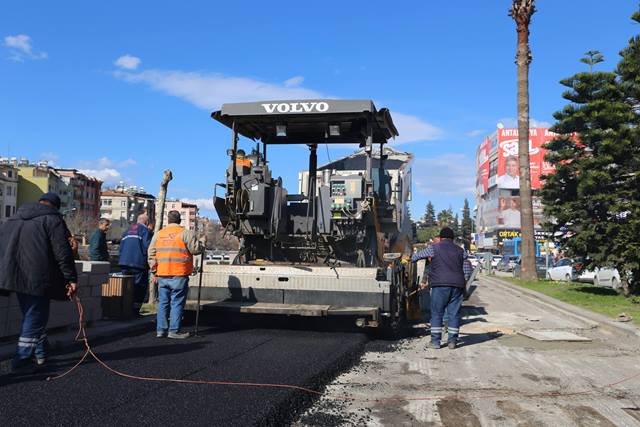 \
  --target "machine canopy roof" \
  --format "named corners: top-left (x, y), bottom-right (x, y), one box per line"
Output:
top-left (211, 99), bottom-right (399, 145)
